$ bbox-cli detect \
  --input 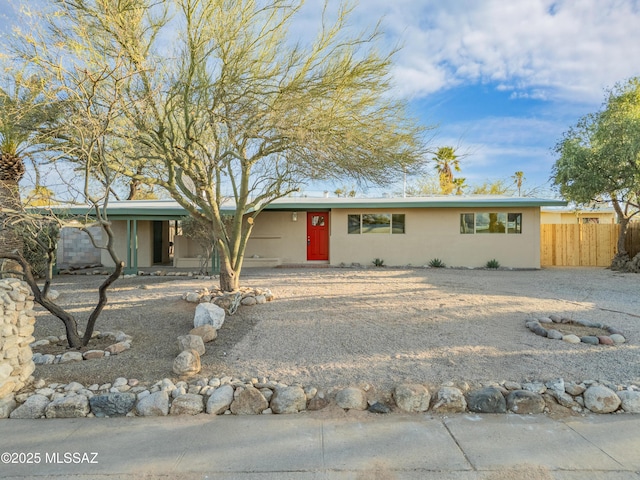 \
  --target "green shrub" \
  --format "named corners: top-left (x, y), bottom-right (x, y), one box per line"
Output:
top-left (372, 258), bottom-right (385, 267)
top-left (428, 258), bottom-right (446, 268)
top-left (485, 259), bottom-right (501, 269)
